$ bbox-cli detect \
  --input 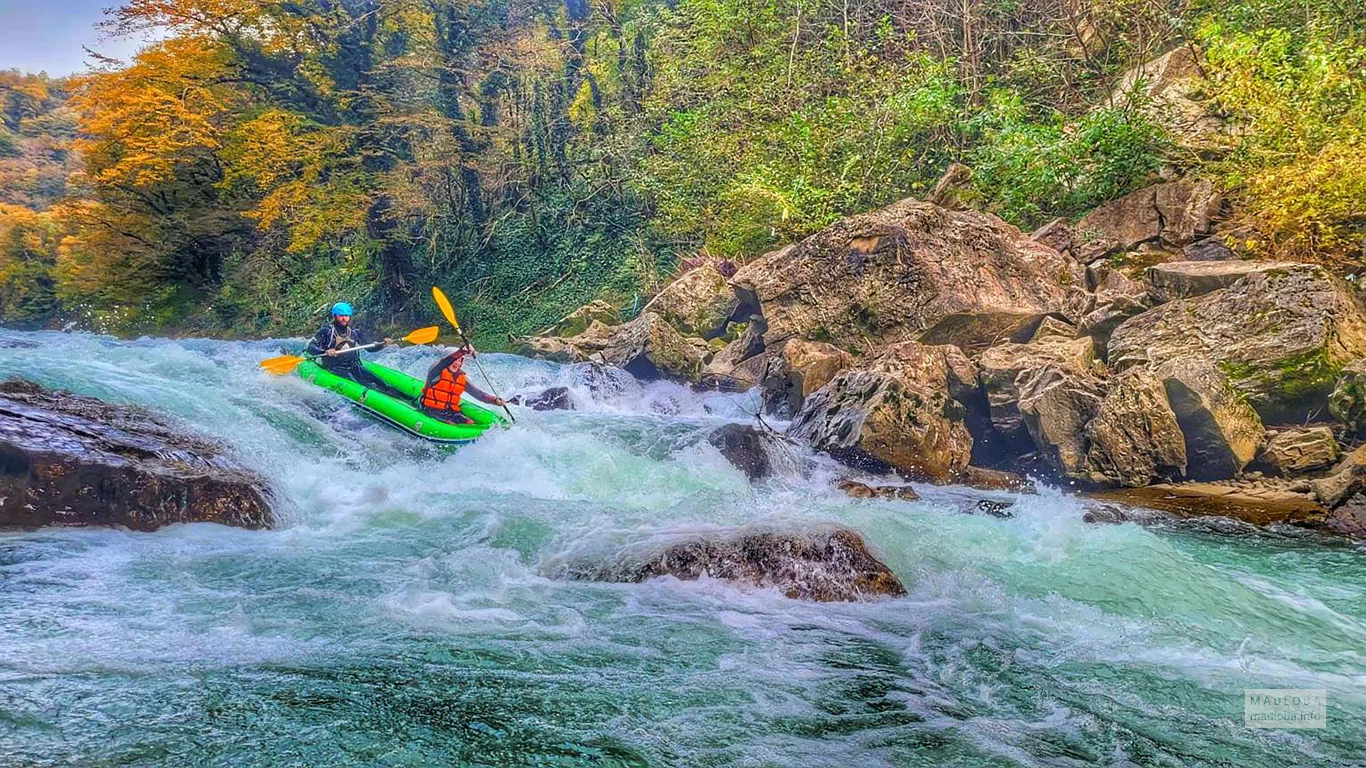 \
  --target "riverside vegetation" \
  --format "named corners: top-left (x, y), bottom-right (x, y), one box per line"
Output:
top-left (0, 0), bottom-right (1361, 344)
